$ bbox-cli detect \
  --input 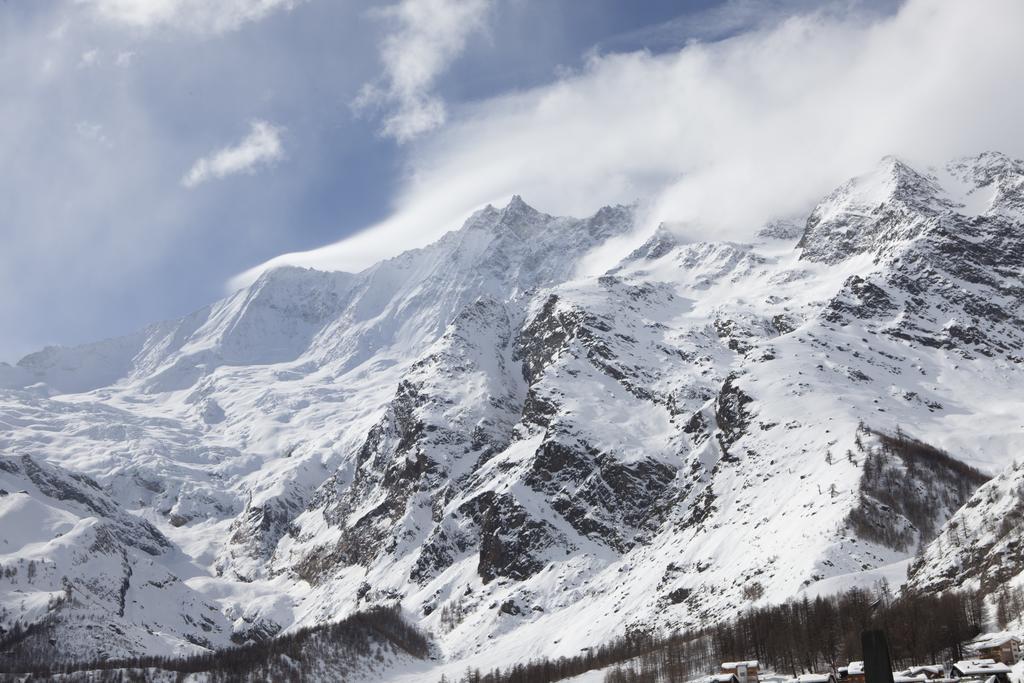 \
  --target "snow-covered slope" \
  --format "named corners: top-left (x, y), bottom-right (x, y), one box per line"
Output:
top-left (0, 454), bottom-right (233, 662)
top-left (908, 459), bottom-right (1024, 595)
top-left (1, 153), bottom-right (1022, 674)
